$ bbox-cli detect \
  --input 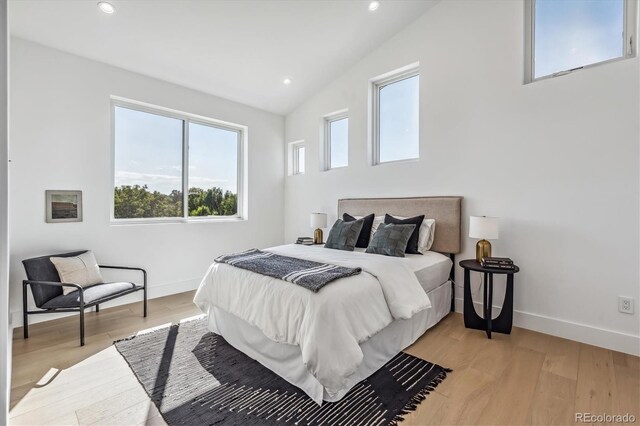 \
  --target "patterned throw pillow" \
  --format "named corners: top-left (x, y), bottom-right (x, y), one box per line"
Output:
top-left (365, 223), bottom-right (416, 257)
top-left (325, 219), bottom-right (364, 251)
top-left (384, 214), bottom-right (425, 254)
